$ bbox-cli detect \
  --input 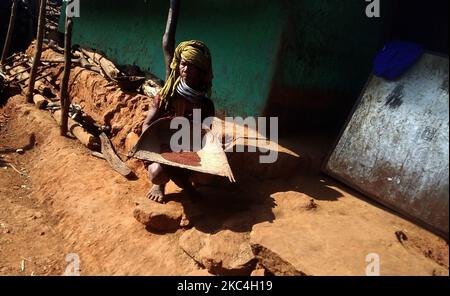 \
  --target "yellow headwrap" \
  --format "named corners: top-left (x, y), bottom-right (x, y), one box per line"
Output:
top-left (159, 40), bottom-right (213, 110)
